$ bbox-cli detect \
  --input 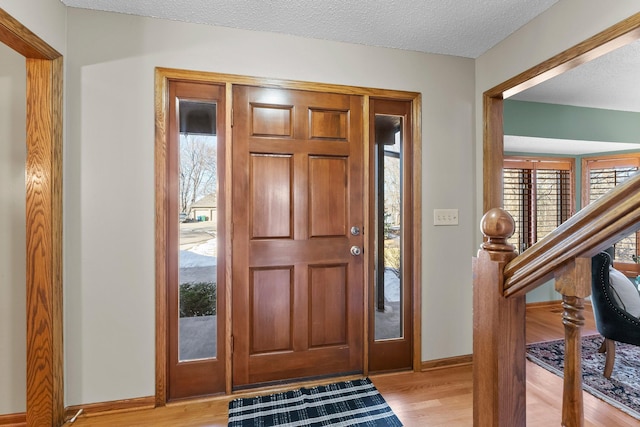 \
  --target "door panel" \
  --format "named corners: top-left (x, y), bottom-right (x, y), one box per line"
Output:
top-left (250, 268), bottom-right (293, 353)
top-left (232, 85), bottom-right (364, 387)
top-left (250, 154), bottom-right (292, 239)
top-left (309, 265), bottom-right (347, 347)
top-left (309, 156), bottom-right (348, 237)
